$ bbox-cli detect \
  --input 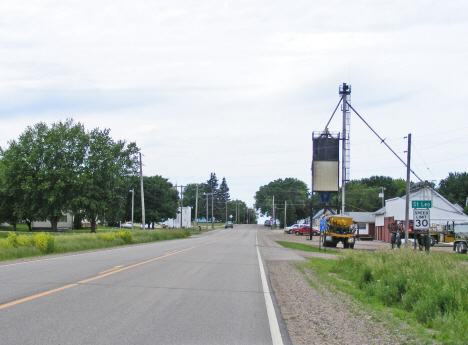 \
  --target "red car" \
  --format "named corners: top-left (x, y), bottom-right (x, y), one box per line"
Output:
top-left (294, 226), bottom-right (319, 236)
